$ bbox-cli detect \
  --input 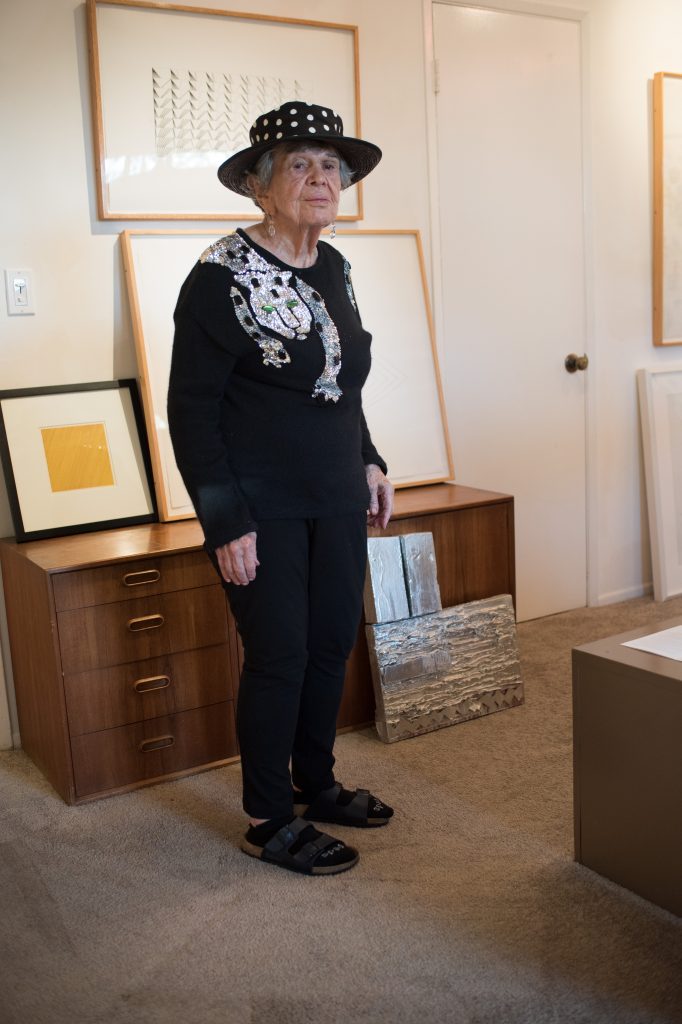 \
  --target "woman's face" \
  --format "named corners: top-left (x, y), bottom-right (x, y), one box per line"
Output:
top-left (259, 145), bottom-right (342, 232)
